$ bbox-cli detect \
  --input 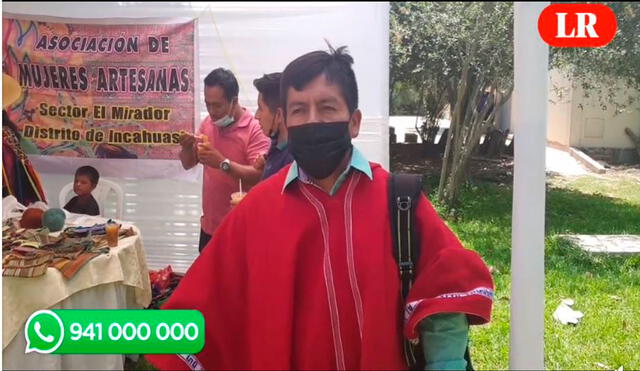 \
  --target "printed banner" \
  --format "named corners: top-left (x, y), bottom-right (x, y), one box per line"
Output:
top-left (3, 16), bottom-right (195, 160)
